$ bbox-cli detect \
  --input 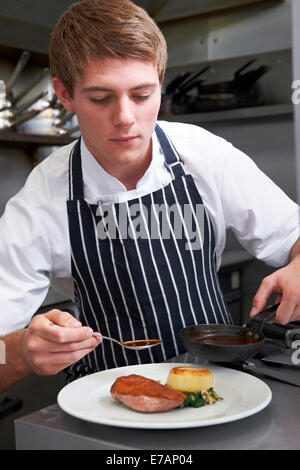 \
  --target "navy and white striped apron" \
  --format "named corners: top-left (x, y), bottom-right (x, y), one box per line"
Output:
top-left (66, 124), bottom-right (231, 380)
